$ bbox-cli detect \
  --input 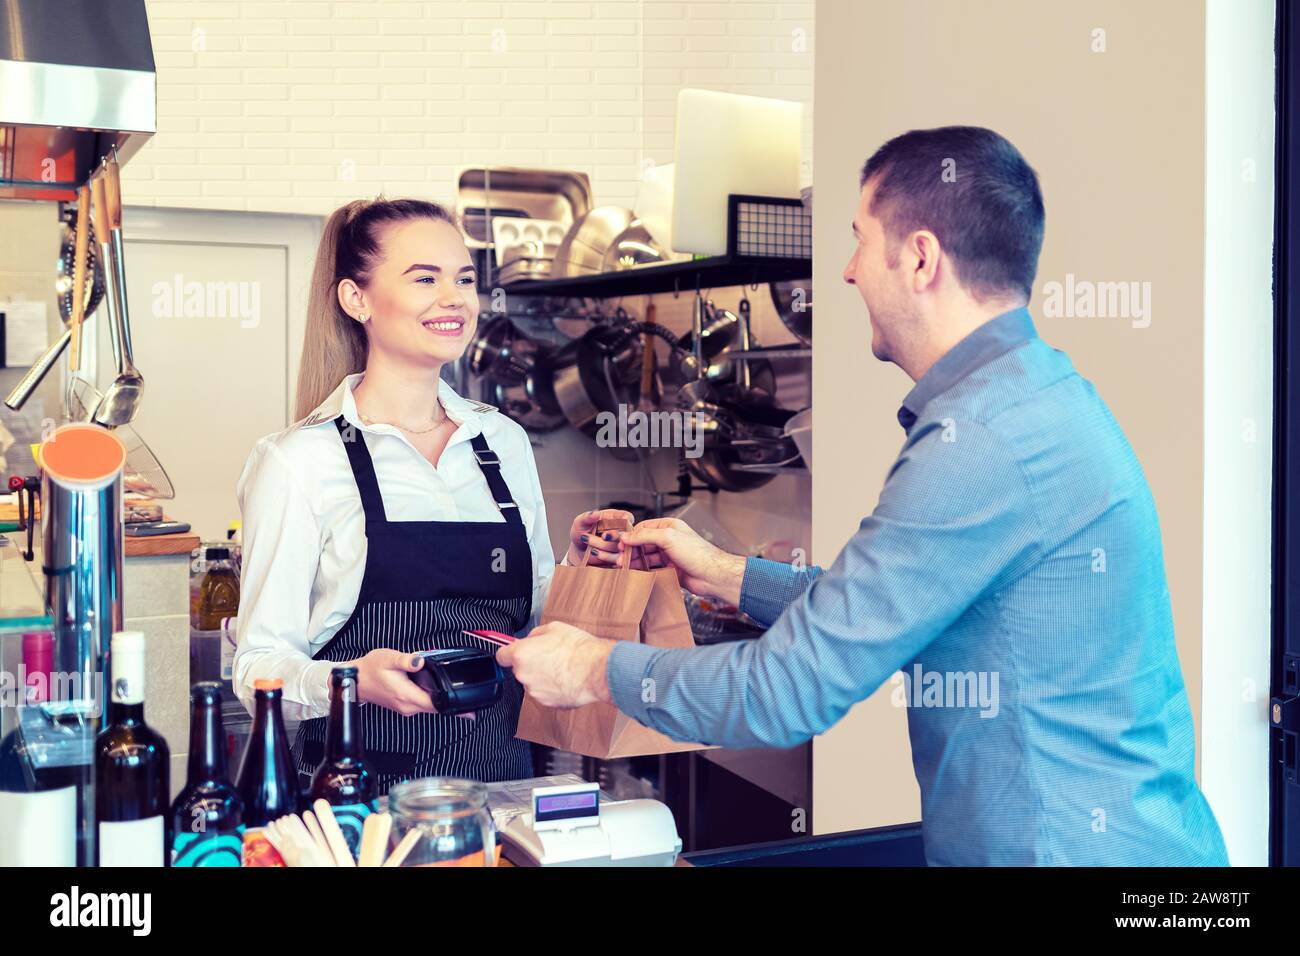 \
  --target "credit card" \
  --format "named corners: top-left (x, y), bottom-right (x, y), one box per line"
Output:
top-left (463, 629), bottom-right (517, 646)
